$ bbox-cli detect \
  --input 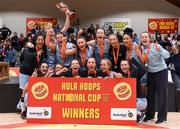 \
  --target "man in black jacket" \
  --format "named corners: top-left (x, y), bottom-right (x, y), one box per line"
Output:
top-left (0, 24), bottom-right (12, 40)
